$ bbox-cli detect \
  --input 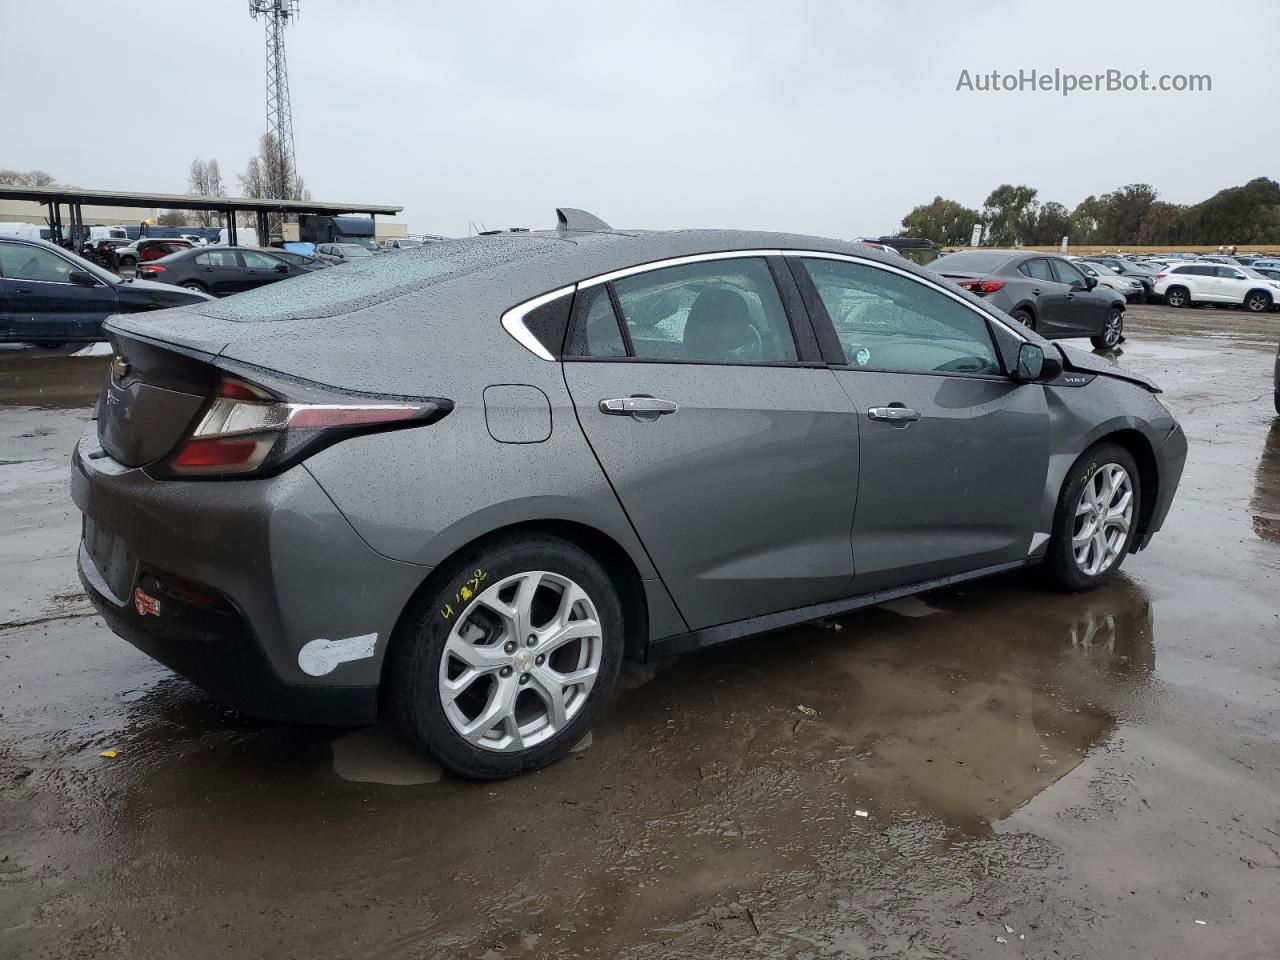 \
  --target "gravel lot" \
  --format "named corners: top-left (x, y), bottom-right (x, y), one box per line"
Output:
top-left (1, 303), bottom-right (1278, 959)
